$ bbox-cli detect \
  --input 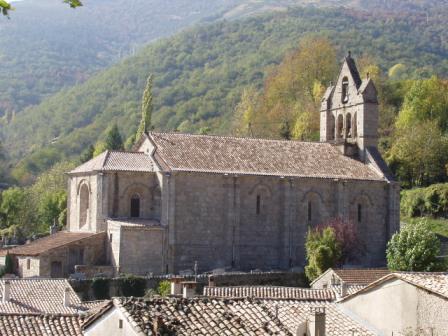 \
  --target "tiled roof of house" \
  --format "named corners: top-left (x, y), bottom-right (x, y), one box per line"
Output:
top-left (203, 286), bottom-right (336, 301)
top-left (8, 231), bottom-right (103, 256)
top-left (96, 297), bottom-right (377, 336)
top-left (0, 314), bottom-right (82, 336)
top-left (0, 279), bottom-right (92, 314)
top-left (333, 269), bottom-right (391, 285)
top-left (393, 272), bottom-right (448, 299)
top-left (261, 300), bottom-right (376, 336)
top-left (149, 132), bottom-right (384, 181)
top-left (342, 272), bottom-right (448, 302)
top-left (69, 150), bottom-right (155, 174)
